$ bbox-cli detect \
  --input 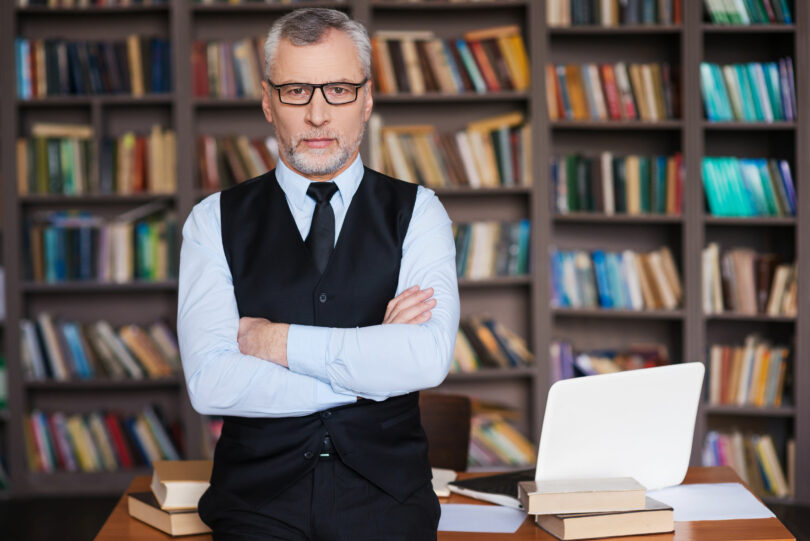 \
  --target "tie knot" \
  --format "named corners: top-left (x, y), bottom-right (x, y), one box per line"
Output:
top-left (307, 182), bottom-right (339, 204)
